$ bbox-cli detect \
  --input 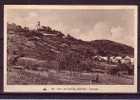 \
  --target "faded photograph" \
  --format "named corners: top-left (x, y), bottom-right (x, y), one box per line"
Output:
top-left (5, 6), bottom-right (137, 90)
